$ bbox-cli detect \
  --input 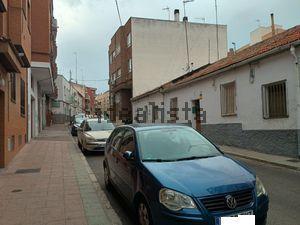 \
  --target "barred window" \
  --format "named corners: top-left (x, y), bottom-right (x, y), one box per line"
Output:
top-left (10, 73), bottom-right (16, 103)
top-left (220, 81), bottom-right (236, 116)
top-left (128, 58), bottom-right (132, 73)
top-left (20, 78), bottom-right (25, 117)
top-left (262, 80), bottom-right (288, 119)
top-left (170, 97), bottom-right (178, 123)
top-left (127, 33), bottom-right (132, 47)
